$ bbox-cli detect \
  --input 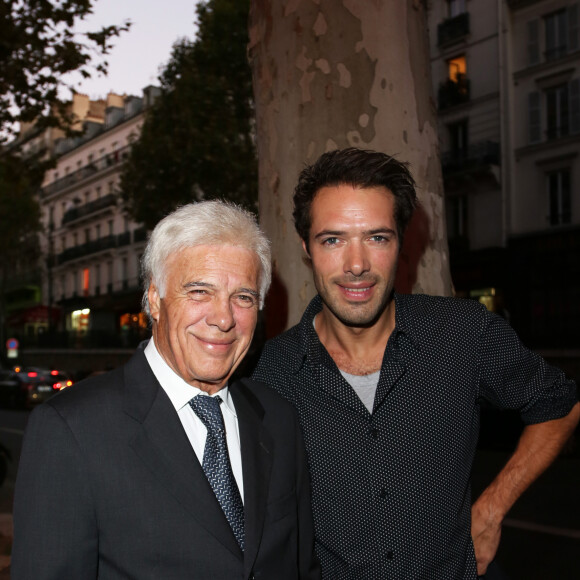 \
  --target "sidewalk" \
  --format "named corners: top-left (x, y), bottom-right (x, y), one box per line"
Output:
top-left (0, 513), bottom-right (12, 578)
